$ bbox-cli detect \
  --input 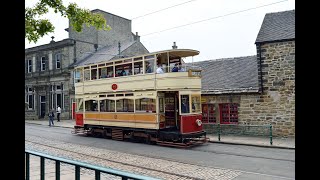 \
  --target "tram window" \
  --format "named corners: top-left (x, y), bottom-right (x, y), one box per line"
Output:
top-left (125, 93), bottom-right (134, 96)
top-left (91, 69), bottom-right (97, 80)
top-left (107, 66), bottom-right (114, 77)
top-left (75, 70), bottom-right (82, 82)
top-left (100, 99), bottom-right (115, 112)
top-left (116, 99), bottom-right (134, 112)
top-left (135, 98), bottom-right (156, 113)
top-left (77, 99), bottom-right (83, 111)
top-left (99, 100), bottom-right (106, 112)
top-left (145, 55), bottom-right (154, 59)
top-left (191, 95), bottom-right (201, 113)
top-left (107, 94), bottom-right (115, 97)
top-left (181, 95), bottom-right (190, 113)
top-left (85, 100), bottom-right (98, 111)
top-left (84, 70), bottom-right (90, 81)
top-left (159, 98), bottom-right (164, 113)
top-left (115, 65), bottom-right (127, 77)
top-left (145, 59), bottom-right (154, 73)
top-left (134, 61), bottom-right (143, 75)
top-left (134, 57), bottom-right (142, 61)
top-left (99, 67), bottom-right (108, 79)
